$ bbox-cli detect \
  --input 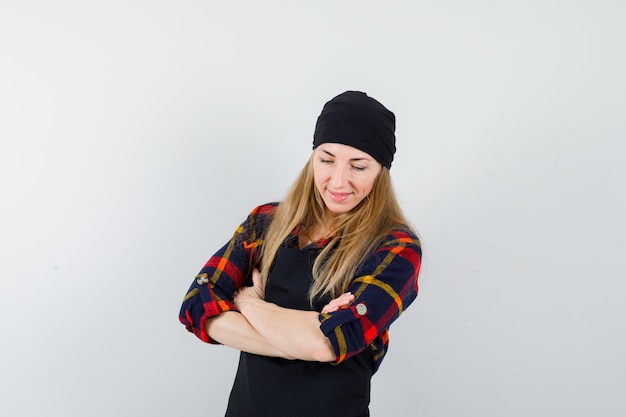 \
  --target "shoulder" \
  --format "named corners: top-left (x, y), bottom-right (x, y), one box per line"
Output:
top-left (366, 225), bottom-right (422, 270)
top-left (379, 225), bottom-right (421, 252)
top-left (239, 202), bottom-right (280, 235)
top-left (249, 202), bottom-right (279, 216)
top-left (354, 225), bottom-right (421, 270)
